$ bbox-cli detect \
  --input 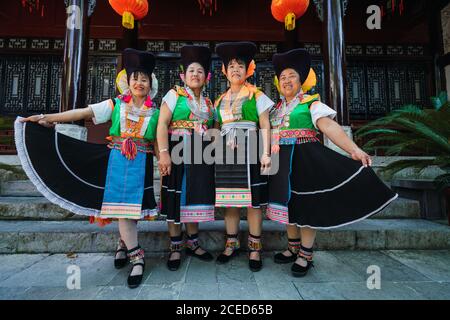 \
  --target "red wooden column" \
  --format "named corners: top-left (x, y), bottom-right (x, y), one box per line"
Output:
top-left (60, 0), bottom-right (96, 116)
top-left (322, 0), bottom-right (349, 126)
top-left (57, 0), bottom-right (96, 141)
